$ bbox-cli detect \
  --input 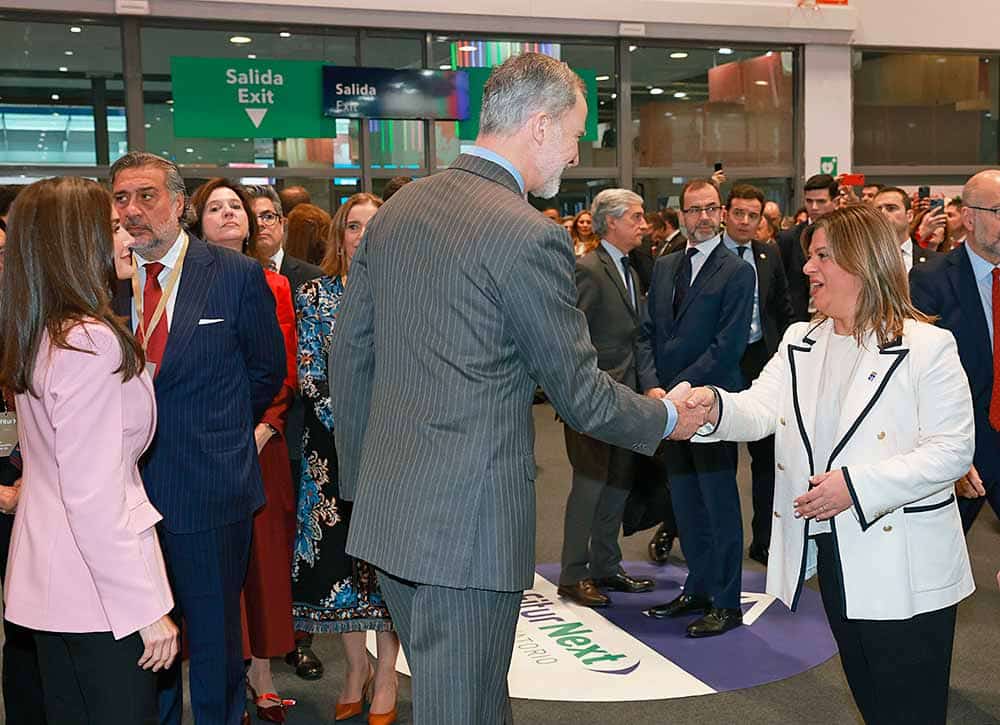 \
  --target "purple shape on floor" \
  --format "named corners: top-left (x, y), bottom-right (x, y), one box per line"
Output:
top-left (535, 561), bottom-right (837, 692)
